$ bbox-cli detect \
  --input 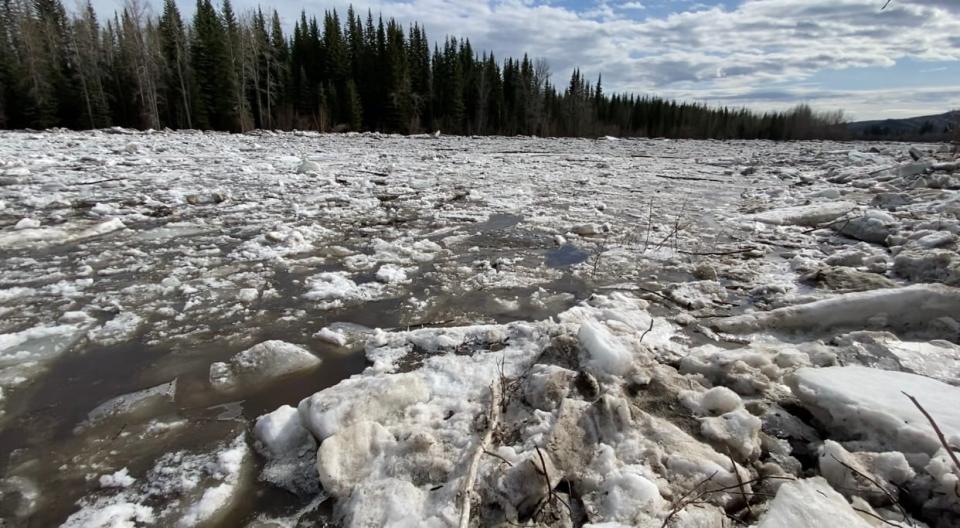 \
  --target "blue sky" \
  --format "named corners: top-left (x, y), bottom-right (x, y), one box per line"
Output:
top-left (91, 0), bottom-right (960, 120)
